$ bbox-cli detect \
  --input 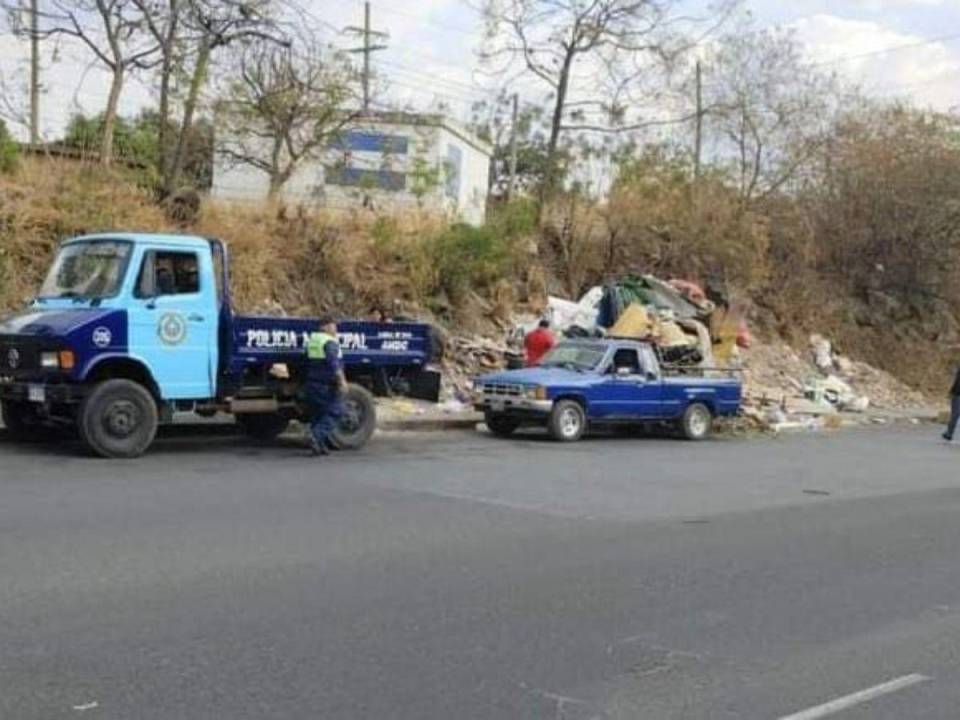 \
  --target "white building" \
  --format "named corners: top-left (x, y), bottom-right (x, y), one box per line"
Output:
top-left (211, 111), bottom-right (493, 225)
